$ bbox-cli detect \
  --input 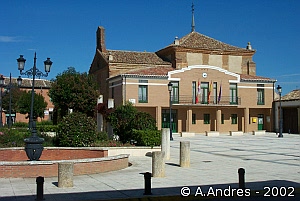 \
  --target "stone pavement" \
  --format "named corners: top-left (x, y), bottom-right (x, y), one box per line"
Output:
top-left (0, 132), bottom-right (299, 201)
